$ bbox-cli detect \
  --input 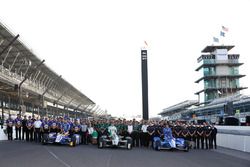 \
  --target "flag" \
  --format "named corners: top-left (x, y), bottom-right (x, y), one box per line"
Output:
top-left (213, 37), bottom-right (219, 43)
top-left (144, 41), bottom-right (148, 46)
top-left (220, 31), bottom-right (225, 37)
top-left (222, 26), bottom-right (229, 32)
